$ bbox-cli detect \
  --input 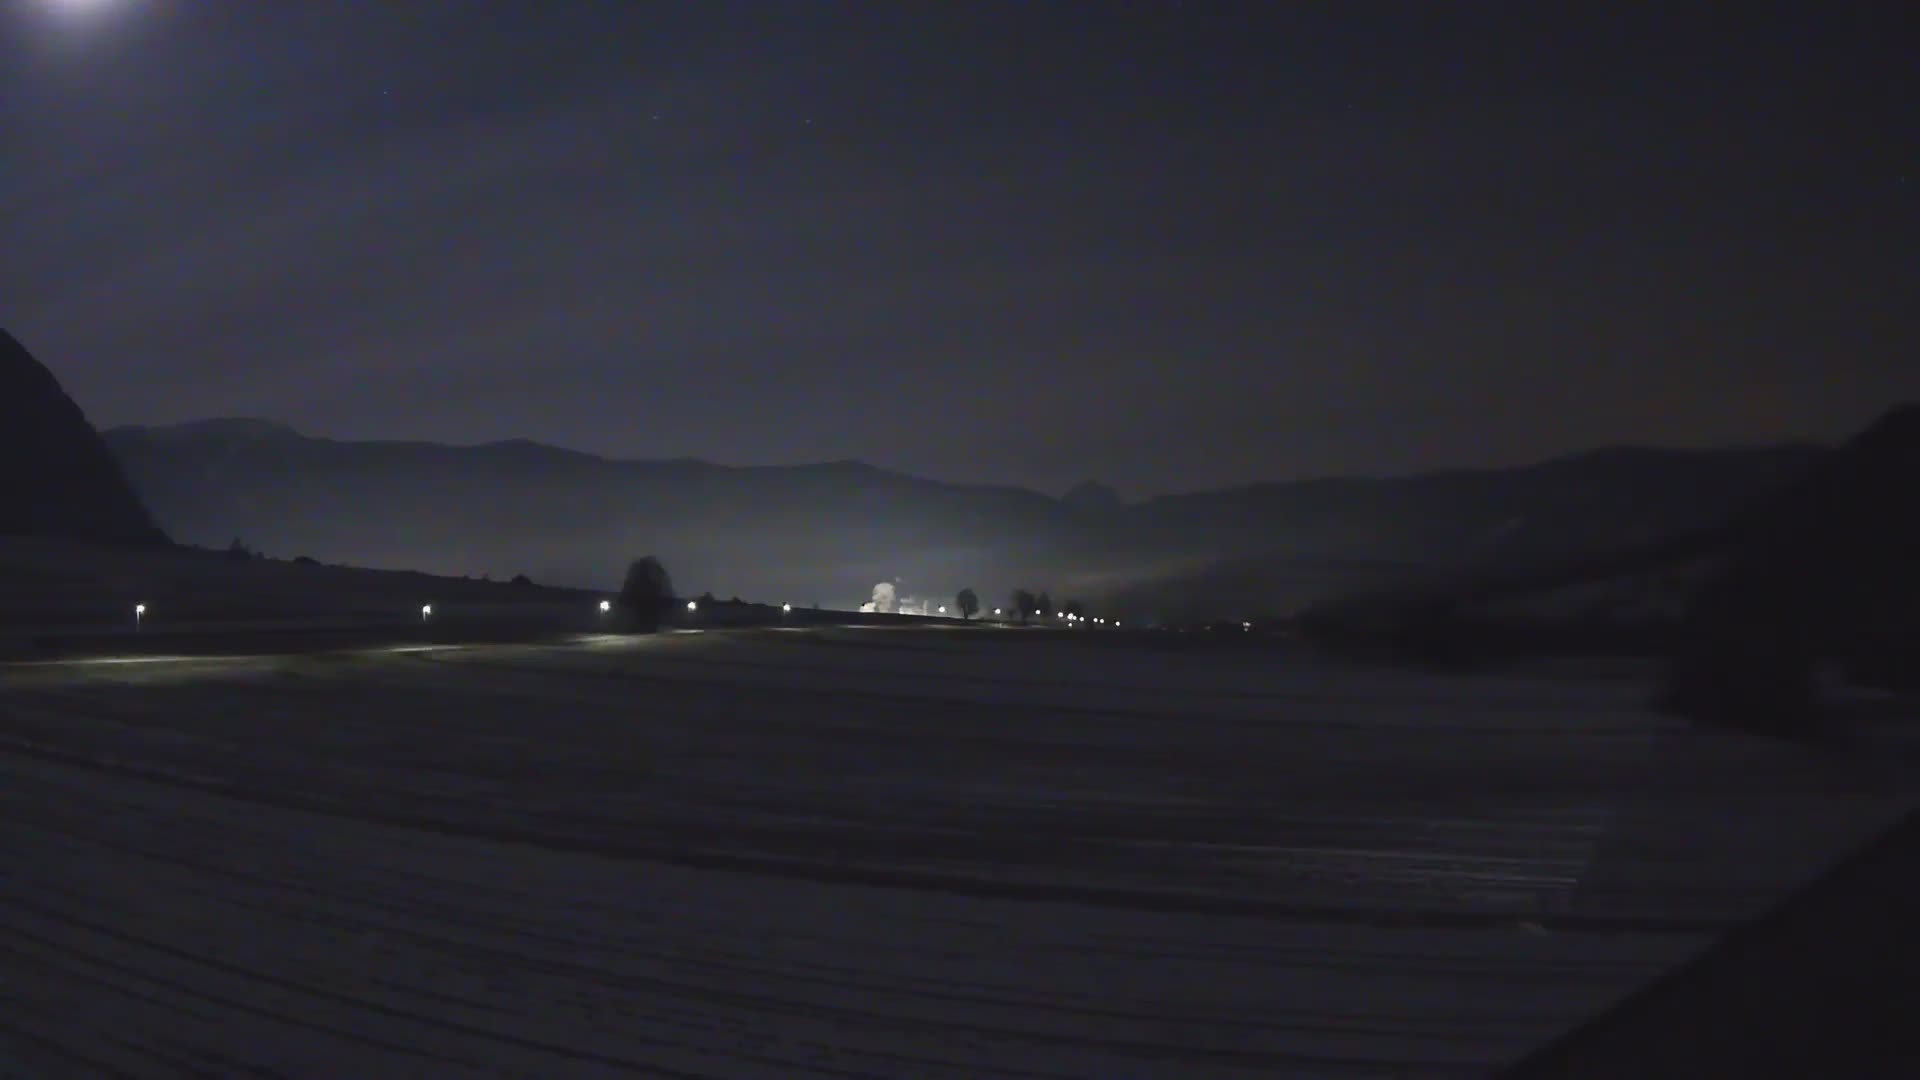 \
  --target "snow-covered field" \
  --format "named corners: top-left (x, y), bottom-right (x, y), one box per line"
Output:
top-left (2, 627), bottom-right (1913, 1076)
